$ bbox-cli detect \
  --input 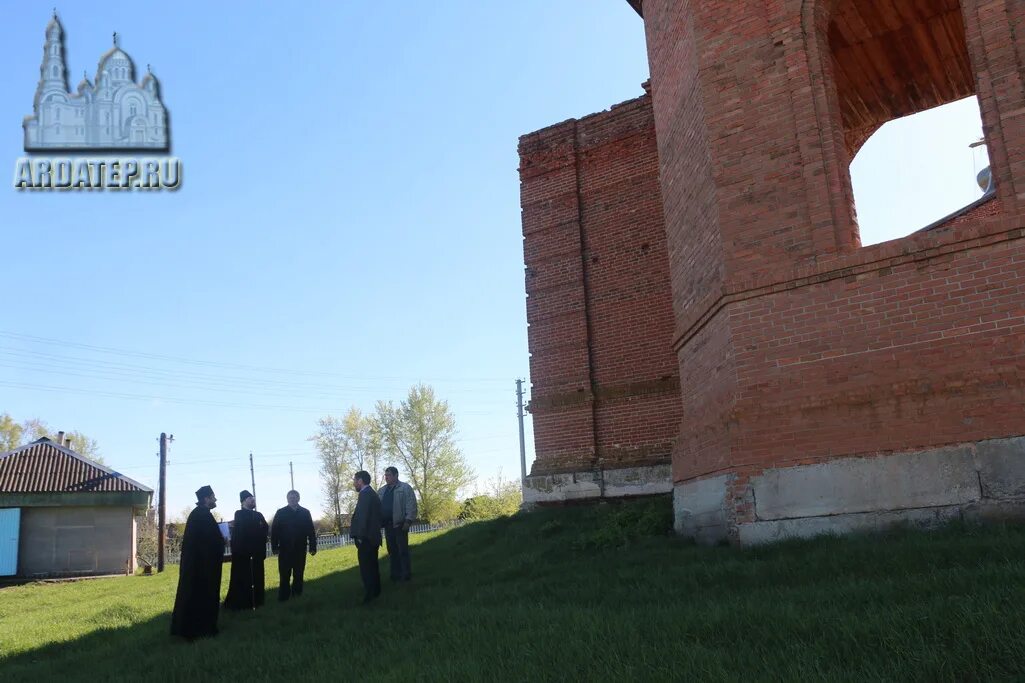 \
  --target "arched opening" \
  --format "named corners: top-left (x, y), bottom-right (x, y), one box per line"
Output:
top-left (851, 97), bottom-right (990, 245)
top-left (824, 0), bottom-right (994, 246)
